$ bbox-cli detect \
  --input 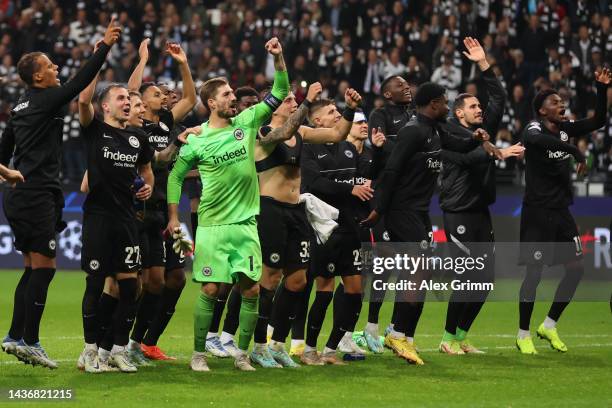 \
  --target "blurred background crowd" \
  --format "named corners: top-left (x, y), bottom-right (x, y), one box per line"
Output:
top-left (0, 0), bottom-right (610, 193)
